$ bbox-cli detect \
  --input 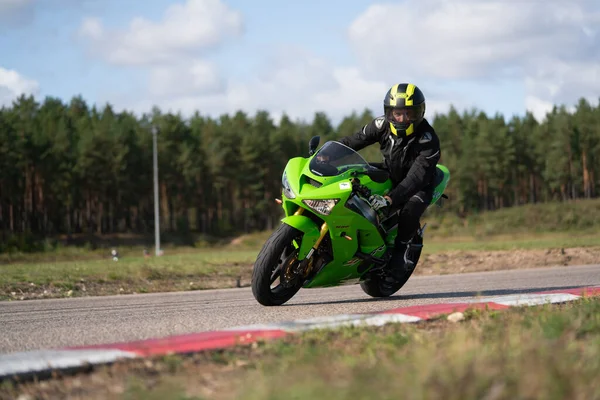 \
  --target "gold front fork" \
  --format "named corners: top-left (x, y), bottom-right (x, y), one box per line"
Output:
top-left (304, 222), bottom-right (328, 261)
top-left (293, 206), bottom-right (328, 258)
top-left (301, 222), bottom-right (329, 277)
top-left (314, 222), bottom-right (329, 249)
